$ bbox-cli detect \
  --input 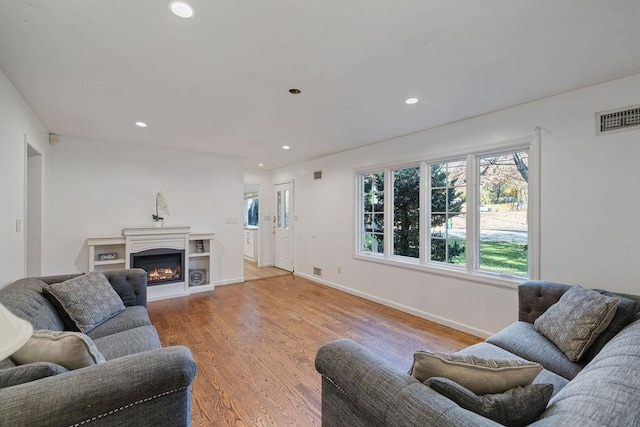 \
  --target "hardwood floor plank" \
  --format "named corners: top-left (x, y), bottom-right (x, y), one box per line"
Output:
top-left (148, 275), bottom-right (482, 426)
